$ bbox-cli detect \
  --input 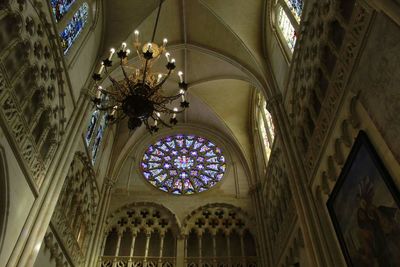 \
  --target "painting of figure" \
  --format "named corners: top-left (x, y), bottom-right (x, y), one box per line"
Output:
top-left (327, 131), bottom-right (400, 267)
